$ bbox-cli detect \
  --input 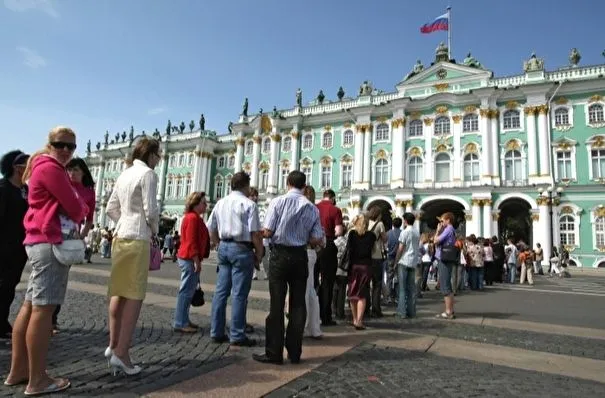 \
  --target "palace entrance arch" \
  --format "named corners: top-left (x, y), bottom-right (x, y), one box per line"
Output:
top-left (497, 198), bottom-right (532, 245)
top-left (419, 199), bottom-right (467, 236)
top-left (364, 198), bottom-right (393, 230)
